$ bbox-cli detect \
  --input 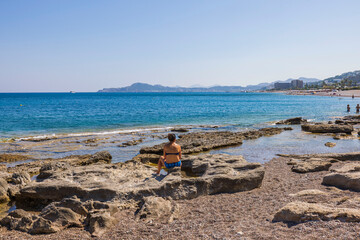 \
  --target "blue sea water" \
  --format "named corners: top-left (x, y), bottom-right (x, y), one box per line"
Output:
top-left (0, 92), bottom-right (356, 138)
